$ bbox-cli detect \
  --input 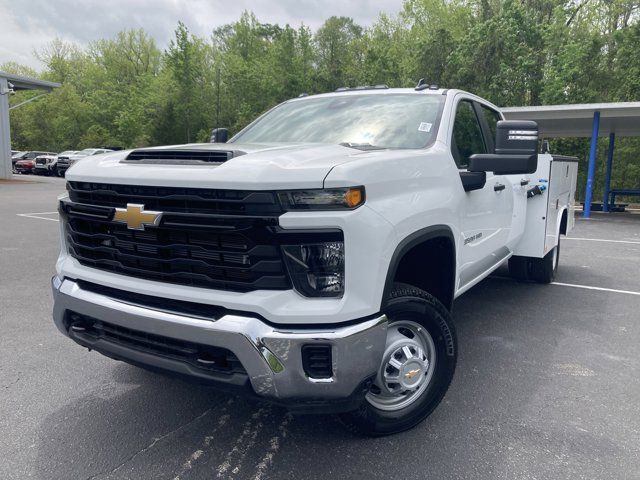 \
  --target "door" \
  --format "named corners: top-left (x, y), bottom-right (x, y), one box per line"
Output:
top-left (450, 98), bottom-right (513, 291)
